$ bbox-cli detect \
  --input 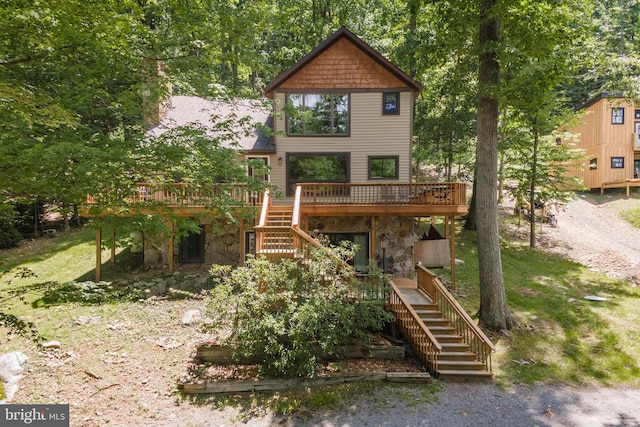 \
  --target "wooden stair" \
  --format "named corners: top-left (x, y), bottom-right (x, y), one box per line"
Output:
top-left (408, 292), bottom-right (493, 380)
top-left (255, 205), bottom-right (296, 260)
